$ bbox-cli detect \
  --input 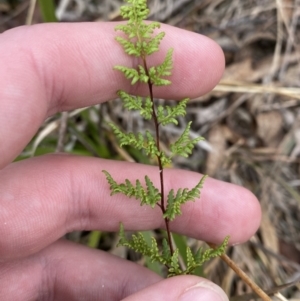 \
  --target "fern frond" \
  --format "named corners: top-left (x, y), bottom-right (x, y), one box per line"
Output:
top-left (163, 175), bottom-right (207, 220)
top-left (168, 249), bottom-right (181, 277)
top-left (107, 0), bottom-right (228, 278)
top-left (117, 91), bottom-right (153, 120)
top-left (147, 48), bottom-right (173, 86)
top-left (117, 90), bottom-right (142, 111)
top-left (145, 32), bottom-right (165, 55)
top-left (141, 96), bottom-right (153, 120)
top-left (143, 131), bottom-right (172, 166)
top-left (170, 121), bottom-right (204, 158)
top-left (139, 22), bottom-right (161, 38)
top-left (102, 171), bottom-right (161, 208)
top-left (164, 189), bottom-right (180, 220)
top-left (185, 175), bottom-right (207, 200)
top-left (118, 224), bottom-right (167, 265)
top-left (149, 72), bottom-right (171, 86)
top-left (137, 65), bottom-right (149, 83)
top-left (118, 231), bottom-right (151, 255)
top-left (109, 123), bottom-right (171, 164)
top-left (102, 170), bottom-right (144, 199)
top-left (114, 65), bottom-right (140, 84)
top-left (114, 24), bottom-right (135, 36)
top-left (159, 152), bottom-right (172, 167)
top-left (119, 0), bottom-right (149, 23)
top-left (115, 36), bottom-right (141, 57)
top-left (109, 123), bottom-right (144, 149)
top-left (143, 176), bottom-right (161, 207)
top-left (144, 131), bottom-right (159, 157)
top-left (176, 236), bottom-right (229, 276)
top-left (199, 236), bottom-right (229, 263)
top-left (156, 48), bottom-right (173, 77)
top-left (102, 170), bottom-right (120, 194)
top-left (115, 22), bottom-right (140, 49)
top-left (114, 65), bottom-right (149, 84)
top-left (186, 246), bottom-right (196, 270)
top-left (181, 236), bottom-right (229, 275)
top-left (150, 237), bottom-right (165, 263)
top-left (157, 98), bottom-right (188, 126)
